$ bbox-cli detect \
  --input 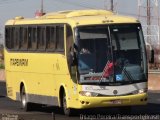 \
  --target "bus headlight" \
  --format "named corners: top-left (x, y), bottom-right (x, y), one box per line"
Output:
top-left (138, 88), bottom-right (147, 94)
top-left (79, 91), bottom-right (99, 97)
top-left (133, 88), bottom-right (148, 94)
